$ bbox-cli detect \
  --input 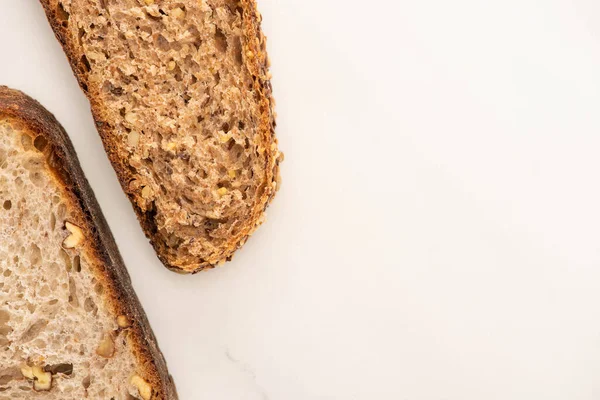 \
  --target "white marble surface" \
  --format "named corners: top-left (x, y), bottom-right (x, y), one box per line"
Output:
top-left (3, 0), bottom-right (600, 398)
